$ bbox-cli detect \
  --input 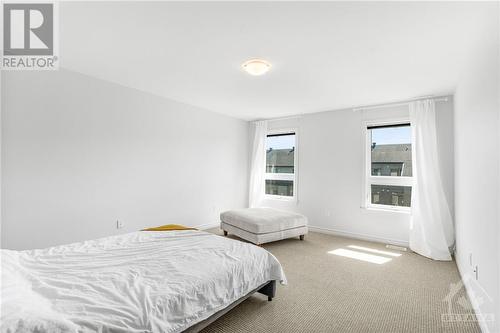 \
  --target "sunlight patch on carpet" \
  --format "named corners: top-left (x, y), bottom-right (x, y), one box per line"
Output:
top-left (347, 245), bottom-right (402, 257)
top-left (328, 248), bottom-right (392, 264)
